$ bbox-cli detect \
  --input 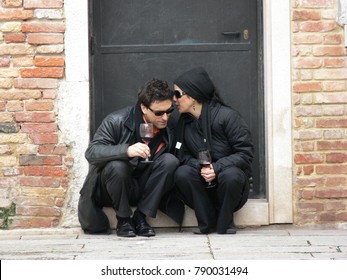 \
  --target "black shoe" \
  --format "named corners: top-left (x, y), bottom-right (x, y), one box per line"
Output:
top-left (133, 210), bottom-right (156, 237)
top-left (192, 227), bottom-right (215, 234)
top-left (218, 222), bottom-right (237, 234)
top-left (116, 217), bottom-right (136, 237)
